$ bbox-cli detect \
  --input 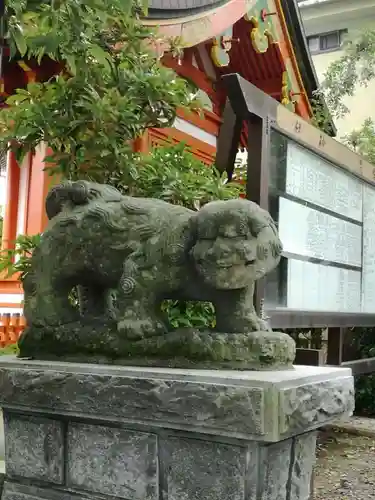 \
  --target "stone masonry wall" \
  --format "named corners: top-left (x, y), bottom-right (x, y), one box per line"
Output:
top-left (0, 360), bottom-right (354, 500)
top-left (1, 410), bottom-right (317, 500)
